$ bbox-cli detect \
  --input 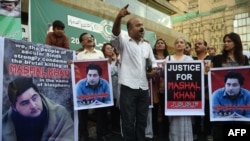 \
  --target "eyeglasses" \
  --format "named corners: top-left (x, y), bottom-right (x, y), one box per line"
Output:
top-left (106, 48), bottom-right (114, 51)
top-left (83, 37), bottom-right (94, 41)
